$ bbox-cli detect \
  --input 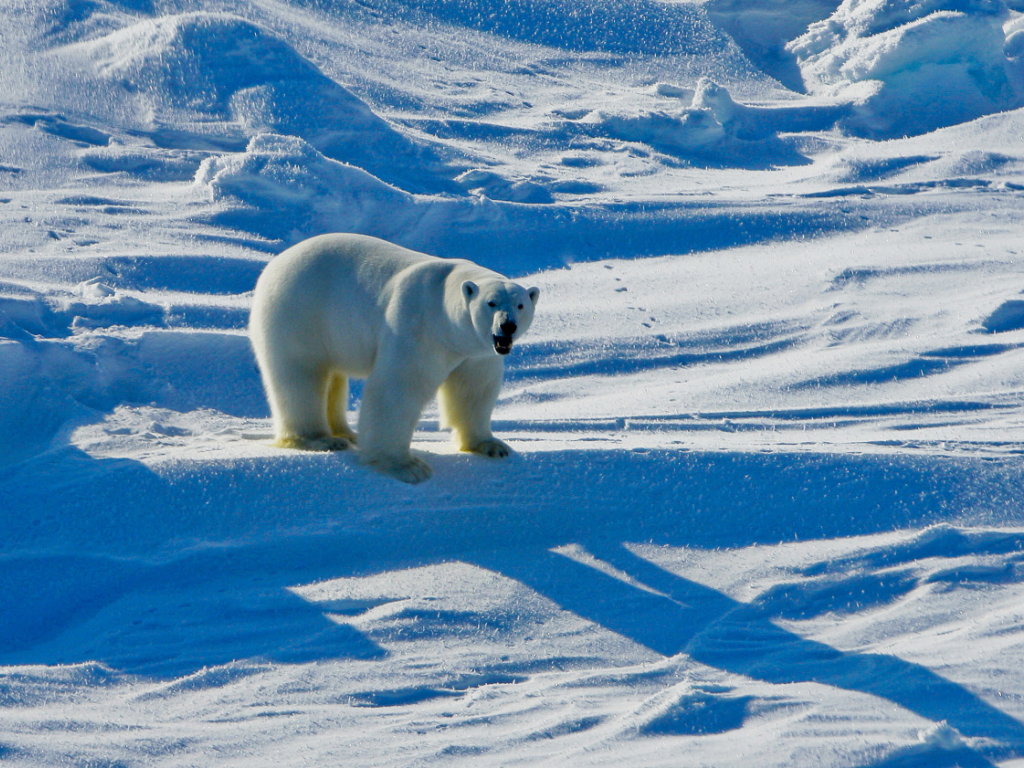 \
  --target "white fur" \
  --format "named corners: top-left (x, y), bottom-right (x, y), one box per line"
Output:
top-left (249, 233), bottom-right (539, 483)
